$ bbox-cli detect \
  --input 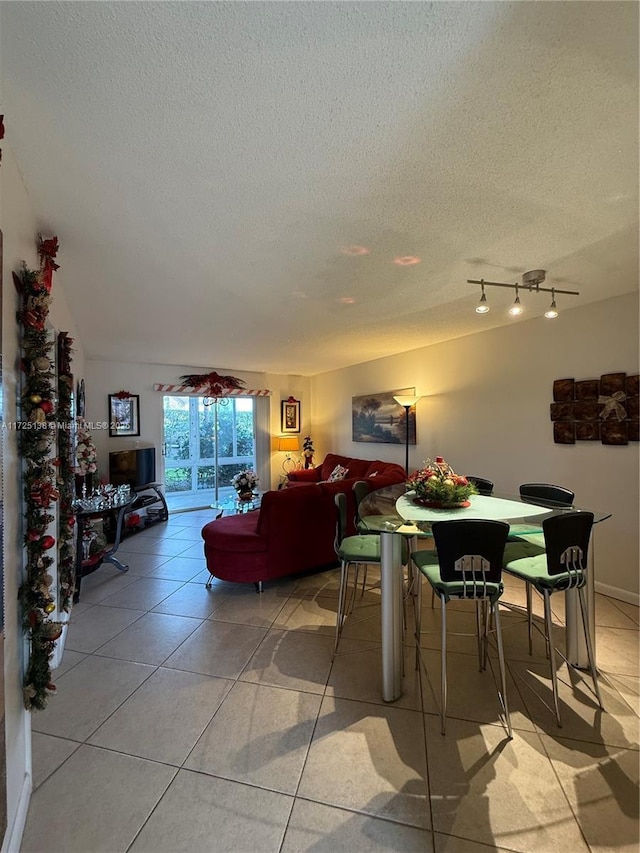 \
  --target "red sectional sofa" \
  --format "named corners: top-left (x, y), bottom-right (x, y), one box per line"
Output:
top-left (201, 453), bottom-right (406, 588)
